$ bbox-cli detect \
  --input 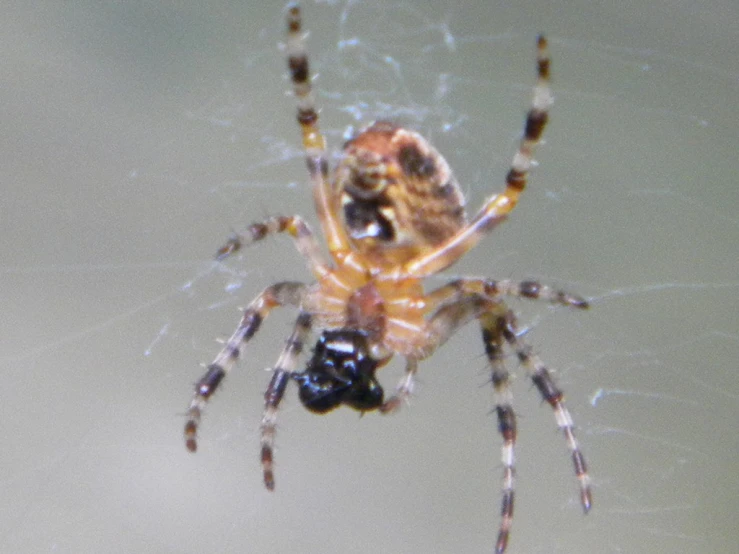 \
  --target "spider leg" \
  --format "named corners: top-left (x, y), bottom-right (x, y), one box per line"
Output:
top-left (261, 311), bottom-right (312, 490)
top-left (381, 296), bottom-right (518, 552)
top-left (286, 4), bottom-right (351, 259)
top-left (379, 358), bottom-right (418, 413)
top-left (424, 277), bottom-right (588, 315)
top-left (184, 281), bottom-right (306, 453)
top-left (216, 215), bottom-right (330, 280)
top-left (397, 35), bottom-right (552, 279)
top-left (499, 309), bottom-right (593, 513)
top-left (480, 310), bottom-right (517, 554)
